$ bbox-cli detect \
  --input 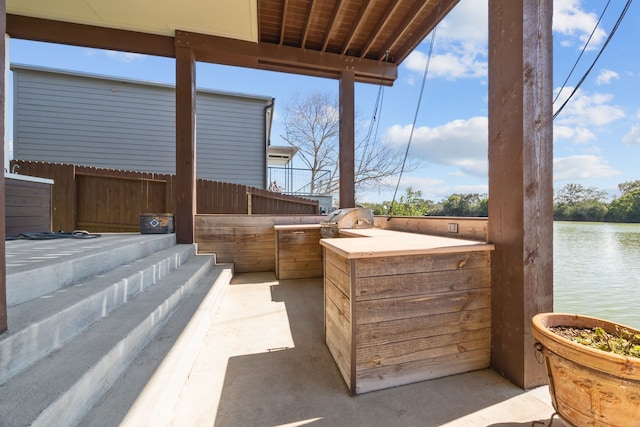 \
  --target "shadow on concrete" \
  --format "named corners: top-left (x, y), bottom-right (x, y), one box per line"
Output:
top-left (214, 275), bottom-right (560, 427)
